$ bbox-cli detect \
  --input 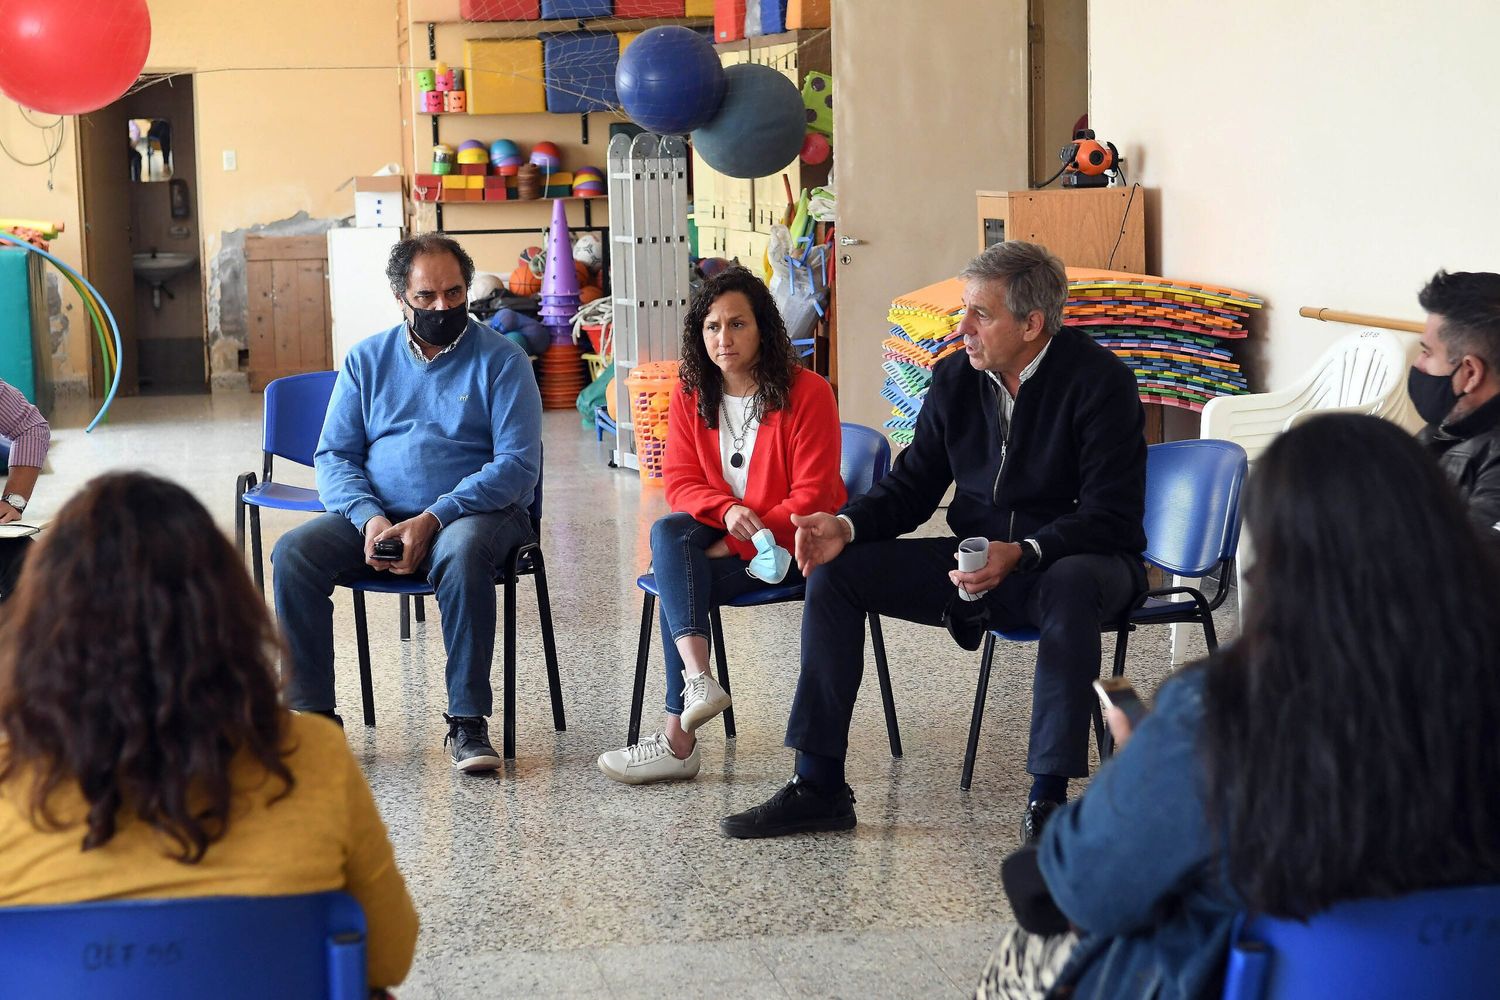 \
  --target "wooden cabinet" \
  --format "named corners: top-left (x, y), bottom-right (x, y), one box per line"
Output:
top-left (975, 188), bottom-right (1147, 273)
top-left (246, 235), bottom-right (333, 391)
